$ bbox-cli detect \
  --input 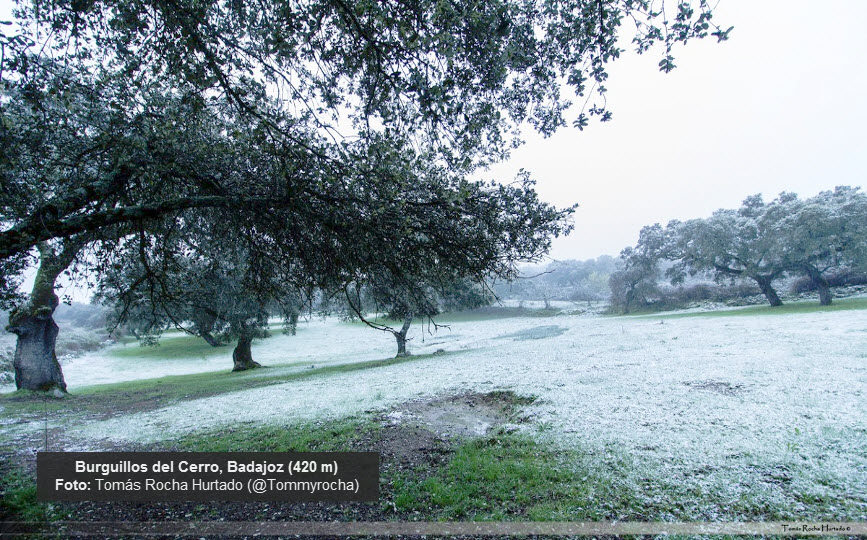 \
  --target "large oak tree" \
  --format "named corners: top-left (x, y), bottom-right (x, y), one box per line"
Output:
top-left (2, 0), bottom-right (727, 391)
